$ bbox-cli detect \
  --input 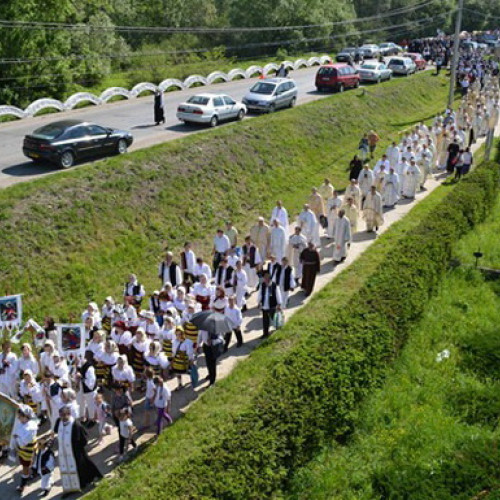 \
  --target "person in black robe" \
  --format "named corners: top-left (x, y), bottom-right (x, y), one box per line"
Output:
top-left (348, 154), bottom-right (363, 181)
top-left (53, 406), bottom-right (102, 496)
top-left (299, 242), bottom-right (321, 297)
top-left (446, 139), bottom-right (460, 174)
top-left (154, 90), bottom-right (165, 125)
